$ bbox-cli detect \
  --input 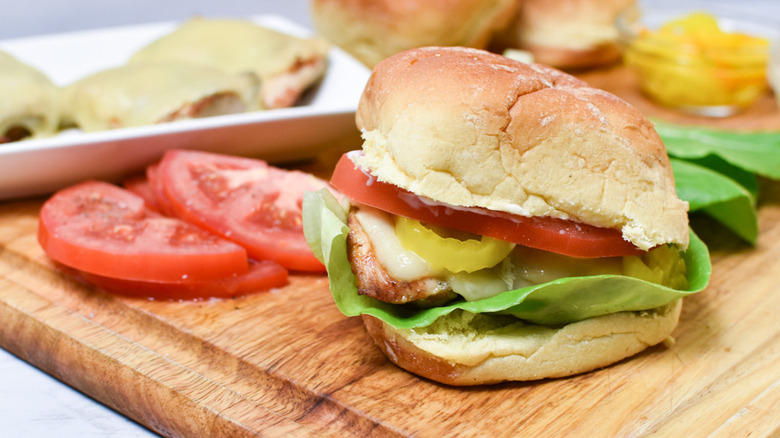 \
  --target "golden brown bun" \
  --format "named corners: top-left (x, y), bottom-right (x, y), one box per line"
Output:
top-left (362, 300), bottom-right (682, 386)
top-left (310, 0), bottom-right (518, 67)
top-left (354, 46), bottom-right (688, 251)
top-left (494, 0), bottom-right (635, 69)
